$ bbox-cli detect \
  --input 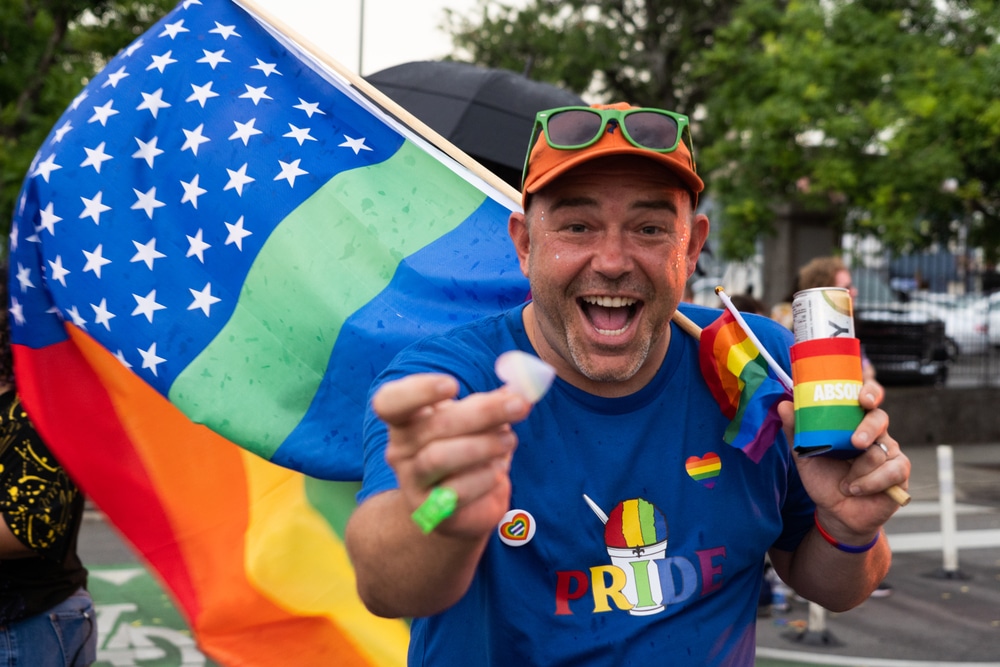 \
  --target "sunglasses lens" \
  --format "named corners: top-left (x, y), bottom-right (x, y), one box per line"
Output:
top-left (622, 112), bottom-right (679, 150)
top-left (544, 109), bottom-right (605, 147)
